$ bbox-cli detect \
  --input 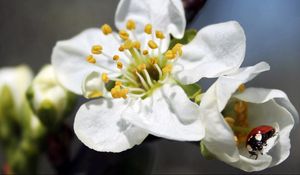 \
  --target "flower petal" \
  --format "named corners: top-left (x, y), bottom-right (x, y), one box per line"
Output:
top-left (229, 154), bottom-right (273, 172)
top-left (173, 21), bottom-right (246, 84)
top-left (201, 62), bottom-right (270, 111)
top-left (122, 83), bottom-right (205, 141)
top-left (201, 107), bottom-right (240, 162)
top-left (51, 28), bottom-right (123, 94)
top-left (74, 98), bottom-right (148, 152)
top-left (115, 0), bottom-right (186, 38)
